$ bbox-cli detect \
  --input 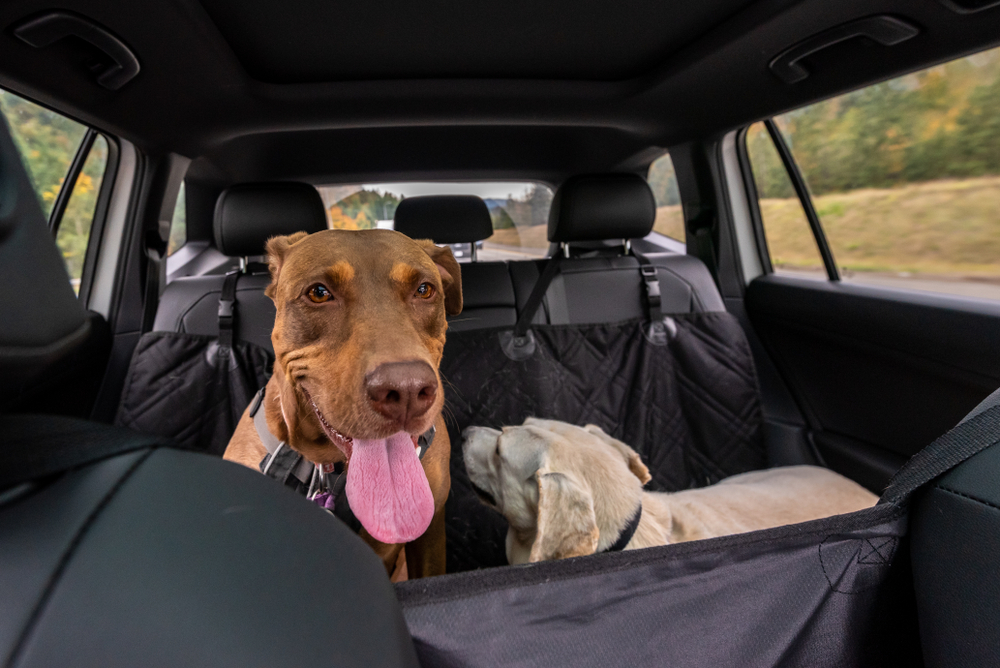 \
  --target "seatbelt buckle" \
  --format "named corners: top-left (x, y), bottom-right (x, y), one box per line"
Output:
top-left (218, 299), bottom-right (234, 319)
top-left (640, 266), bottom-right (661, 299)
